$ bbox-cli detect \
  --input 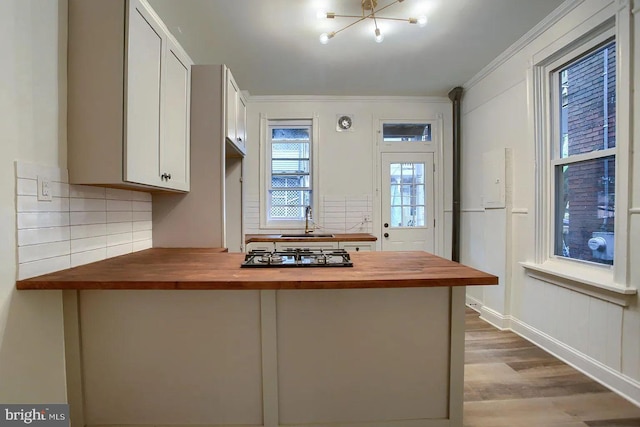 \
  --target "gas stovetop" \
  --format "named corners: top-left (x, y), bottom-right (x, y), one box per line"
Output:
top-left (241, 249), bottom-right (353, 268)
